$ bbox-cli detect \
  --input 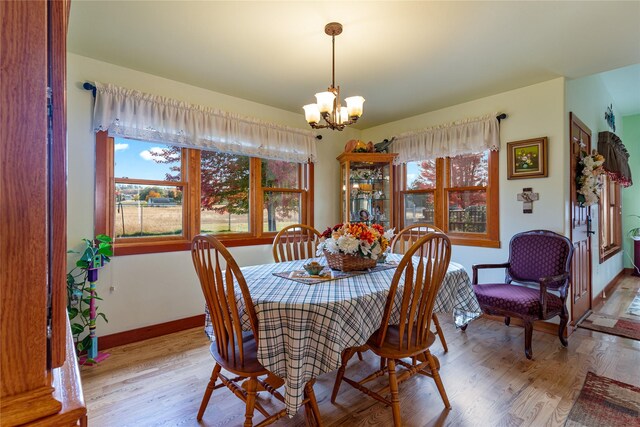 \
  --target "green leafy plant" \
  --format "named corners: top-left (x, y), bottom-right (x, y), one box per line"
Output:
top-left (67, 234), bottom-right (113, 362)
top-left (628, 215), bottom-right (640, 240)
